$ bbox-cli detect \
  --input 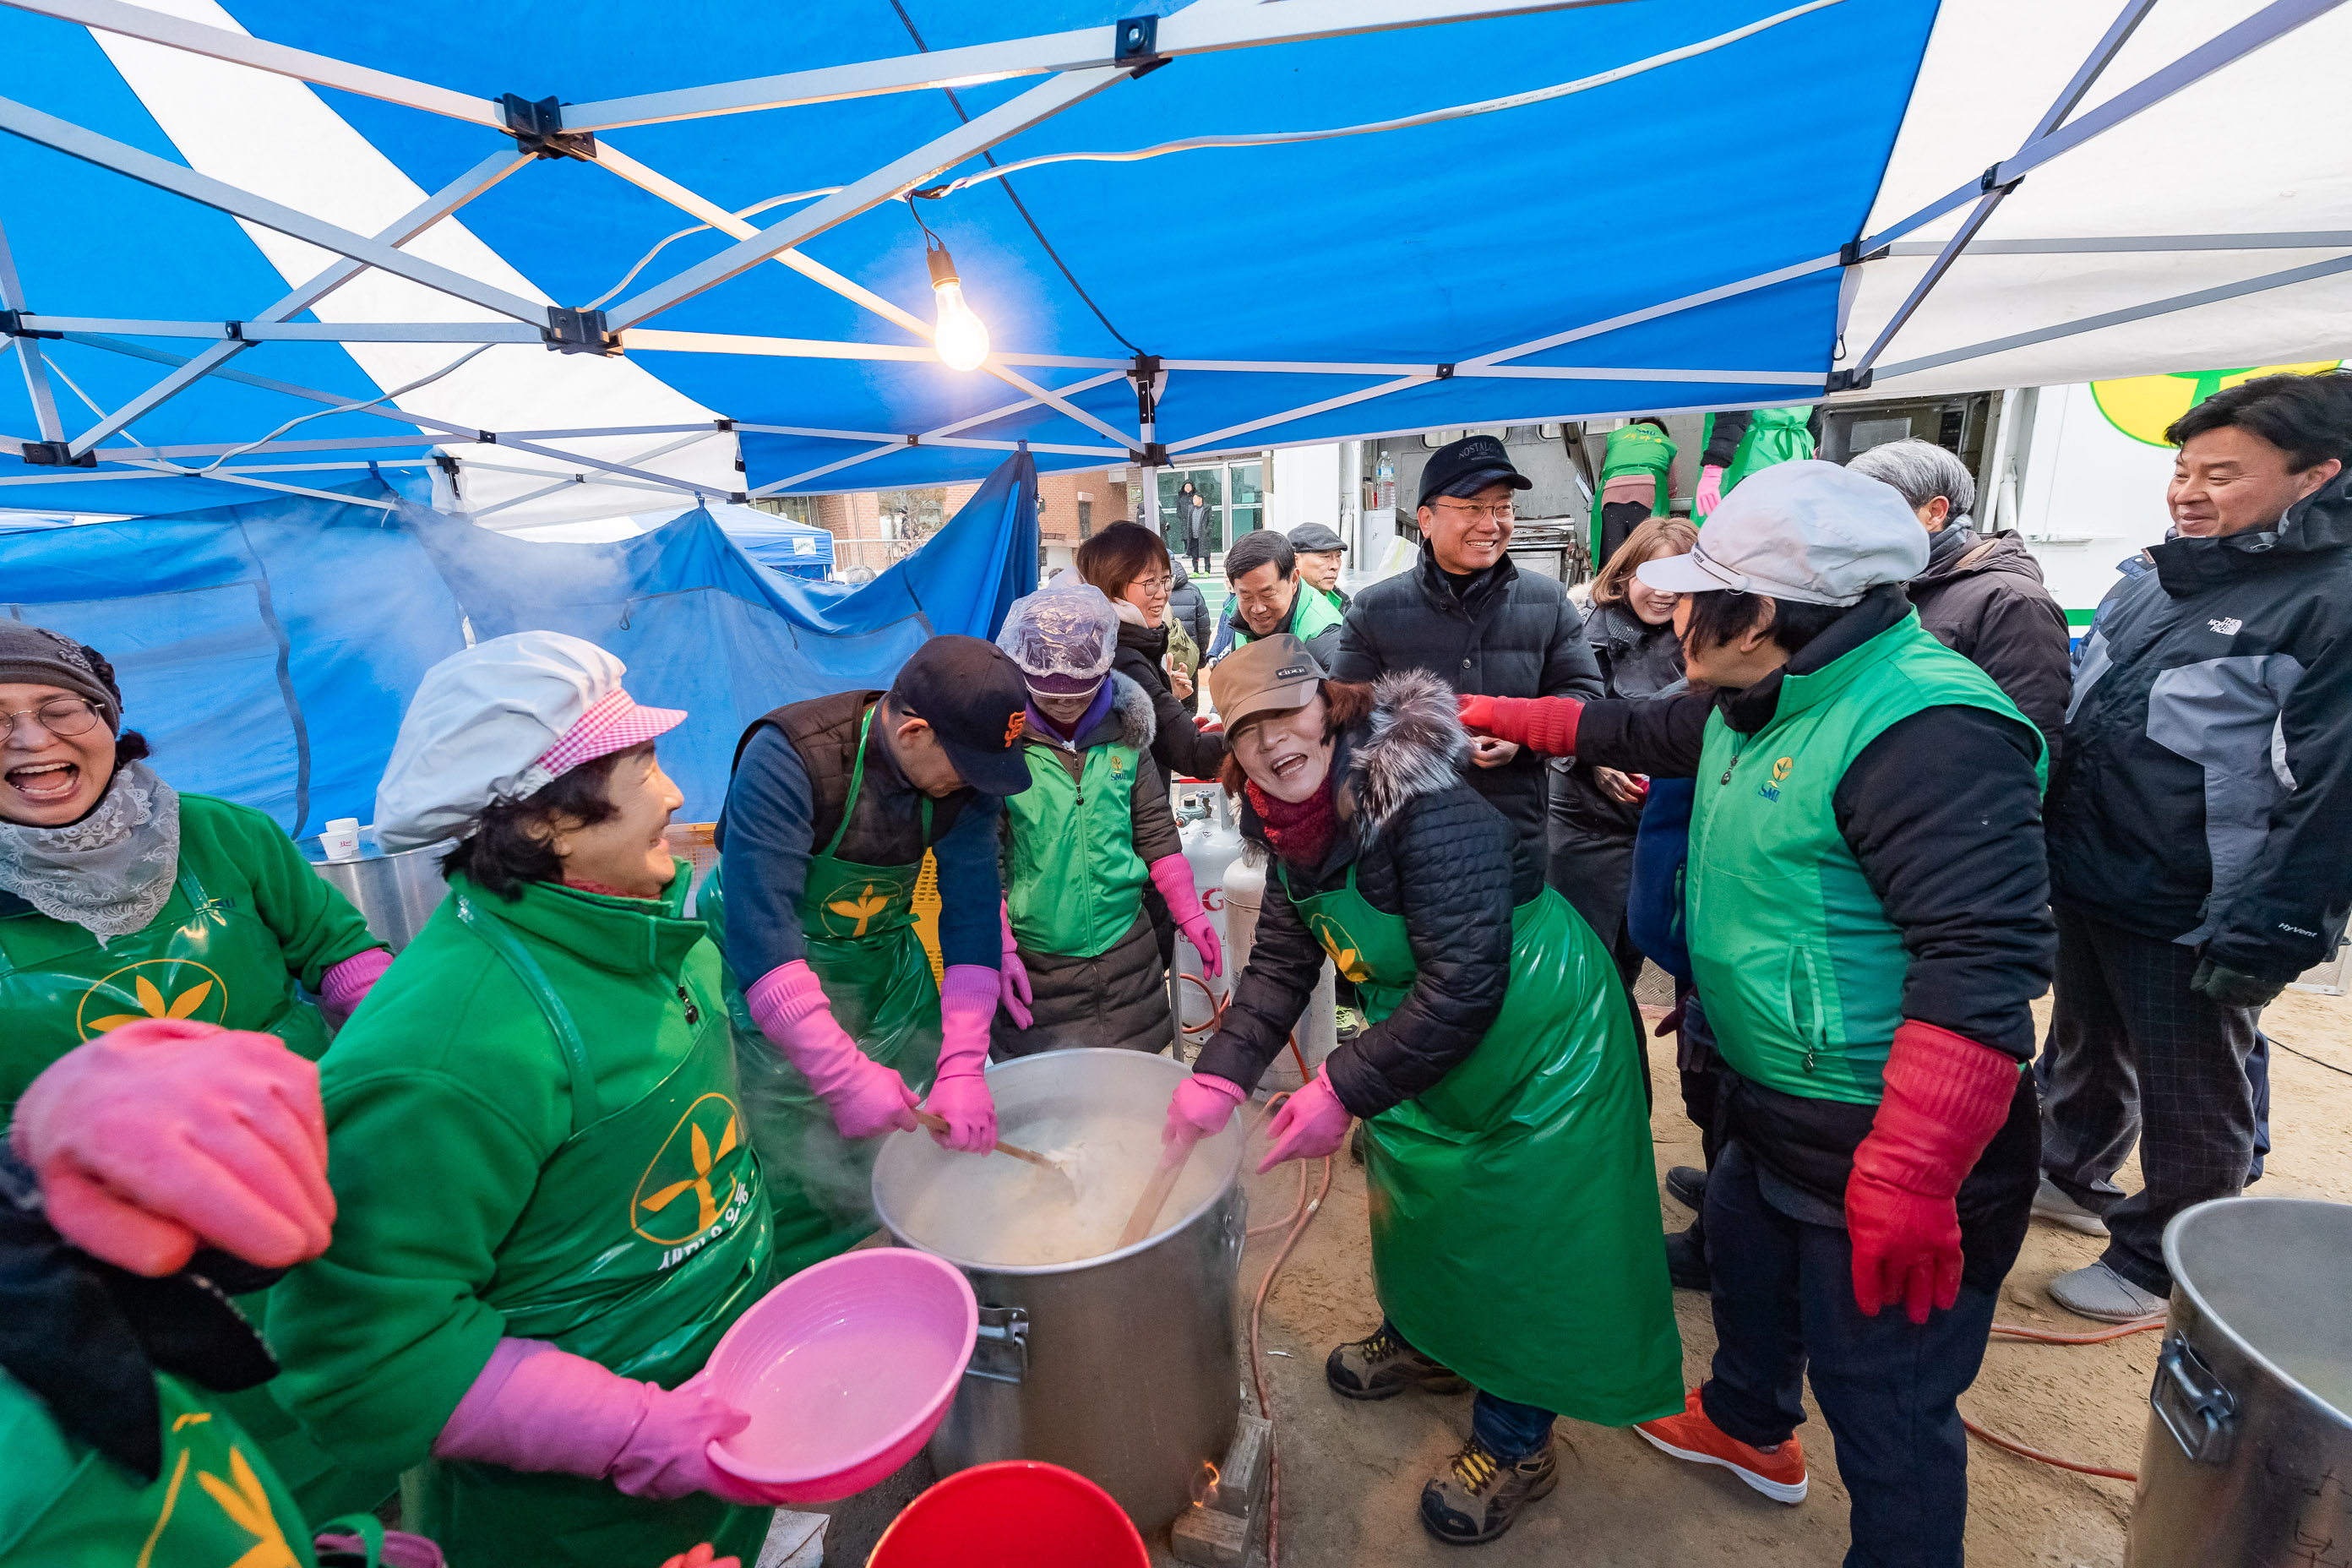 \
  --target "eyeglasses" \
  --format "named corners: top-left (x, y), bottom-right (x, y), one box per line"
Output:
top-left (1431, 499), bottom-right (1516, 523)
top-left (1130, 574), bottom-right (1173, 593)
top-left (3, 695), bottom-right (102, 742)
